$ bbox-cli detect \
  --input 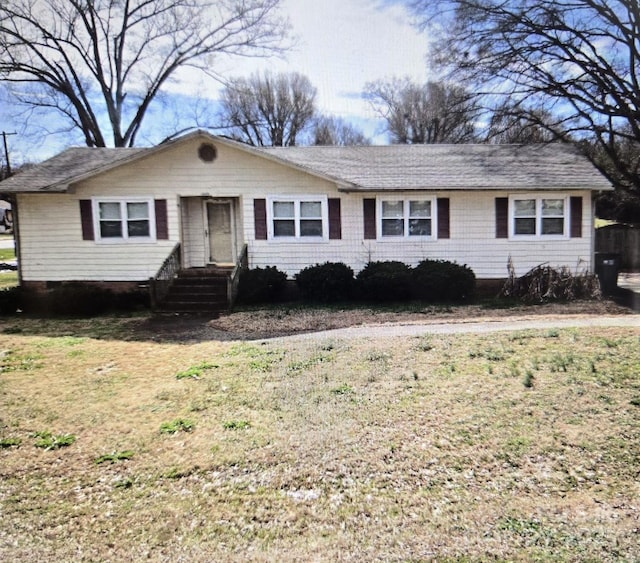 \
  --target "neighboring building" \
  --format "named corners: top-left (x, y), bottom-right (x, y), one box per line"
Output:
top-left (0, 131), bottom-right (612, 310)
